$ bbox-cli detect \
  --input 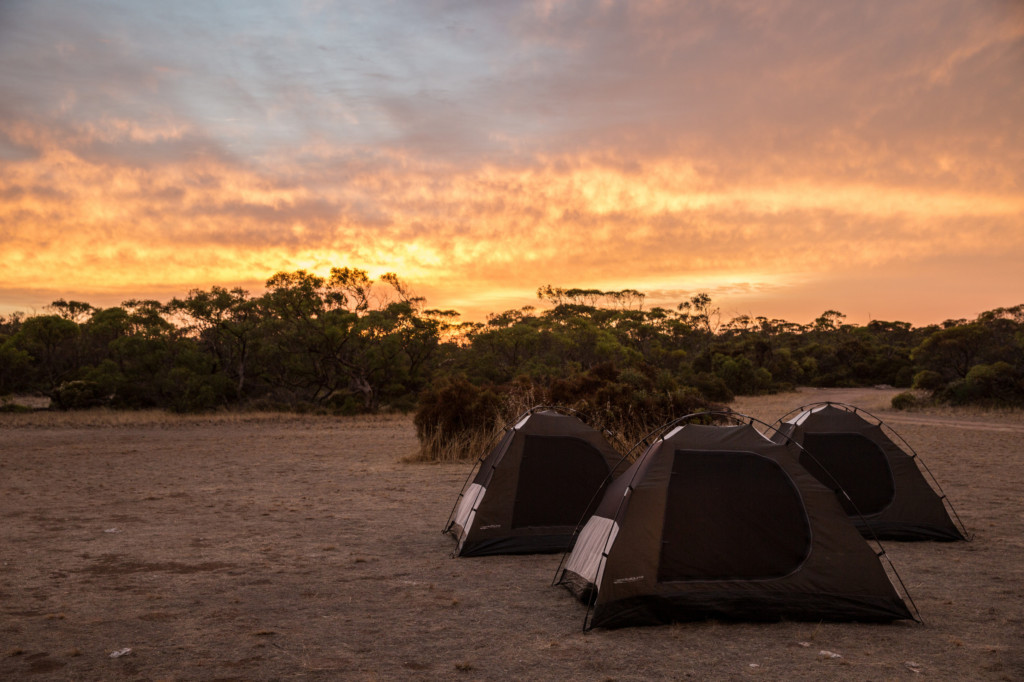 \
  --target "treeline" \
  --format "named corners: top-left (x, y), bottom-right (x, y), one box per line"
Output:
top-left (1, 271), bottom-right (1022, 427)
top-left (0, 269), bottom-right (445, 413)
